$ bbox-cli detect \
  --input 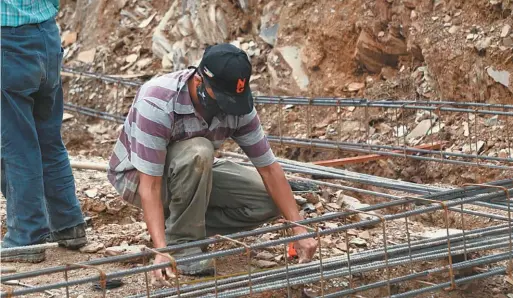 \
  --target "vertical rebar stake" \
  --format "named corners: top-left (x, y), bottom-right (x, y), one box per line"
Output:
top-left (460, 200), bottom-right (468, 261)
top-left (215, 235), bottom-right (253, 296)
top-left (278, 97), bottom-right (284, 149)
top-left (464, 184), bottom-right (513, 282)
top-left (347, 209), bottom-right (391, 297)
top-left (143, 251), bottom-right (150, 297)
top-left (284, 220), bottom-right (321, 295)
top-left (143, 247), bottom-right (180, 297)
top-left (474, 108), bottom-right (479, 166)
top-left (213, 258), bottom-right (219, 297)
top-left (505, 106), bottom-right (512, 160)
top-left (403, 202), bottom-right (414, 273)
top-left (66, 263), bottom-right (108, 298)
top-left (344, 217), bottom-right (354, 292)
top-left (64, 264), bottom-right (70, 298)
top-left (402, 197), bottom-right (456, 290)
top-left (284, 242), bottom-right (291, 298)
